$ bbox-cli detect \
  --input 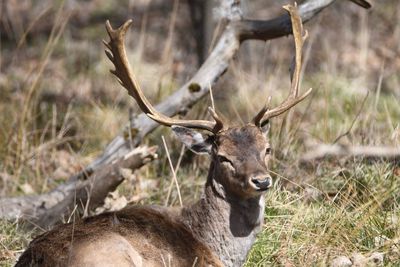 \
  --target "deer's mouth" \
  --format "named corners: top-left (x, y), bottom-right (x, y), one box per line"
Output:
top-left (249, 177), bottom-right (272, 191)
